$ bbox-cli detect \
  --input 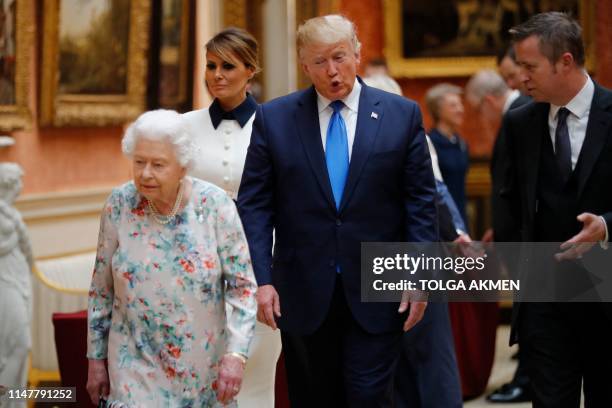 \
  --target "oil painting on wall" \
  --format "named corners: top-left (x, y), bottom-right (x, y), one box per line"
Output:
top-left (0, 0), bottom-right (16, 105)
top-left (0, 0), bottom-right (31, 131)
top-left (384, 0), bottom-right (592, 77)
top-left (58, 0), bottom-right (129, 95)
top-left (40, 0), bottom-right (150, 127)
